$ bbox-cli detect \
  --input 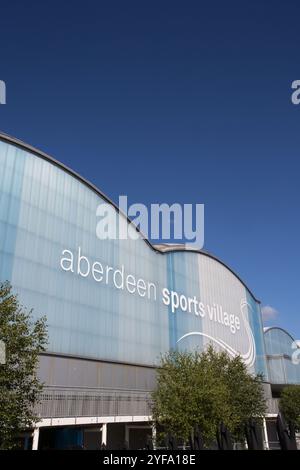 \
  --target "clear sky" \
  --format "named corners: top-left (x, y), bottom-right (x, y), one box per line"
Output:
top-left (0, 1), bottom-right (299, 337)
